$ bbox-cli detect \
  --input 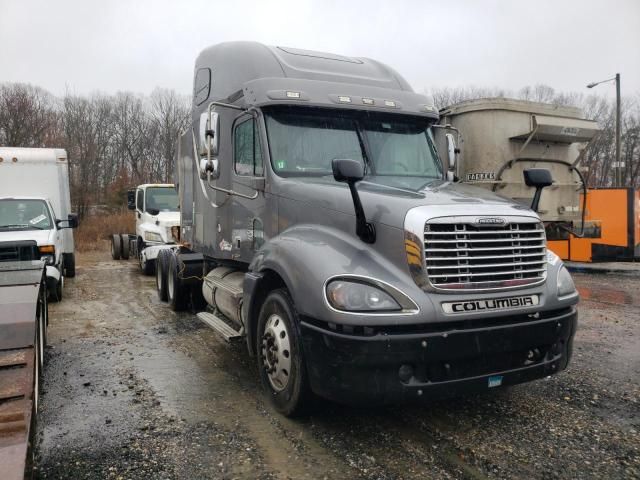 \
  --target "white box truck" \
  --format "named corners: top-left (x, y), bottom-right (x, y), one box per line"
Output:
top-left (0, 148), bottom-right (78, 301)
